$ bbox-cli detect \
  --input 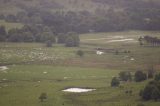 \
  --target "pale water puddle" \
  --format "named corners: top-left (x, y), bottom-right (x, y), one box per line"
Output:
top-left (63, 88), bottom-right (96, 93)
top-left (0, 66), bottom-right (8, 70)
